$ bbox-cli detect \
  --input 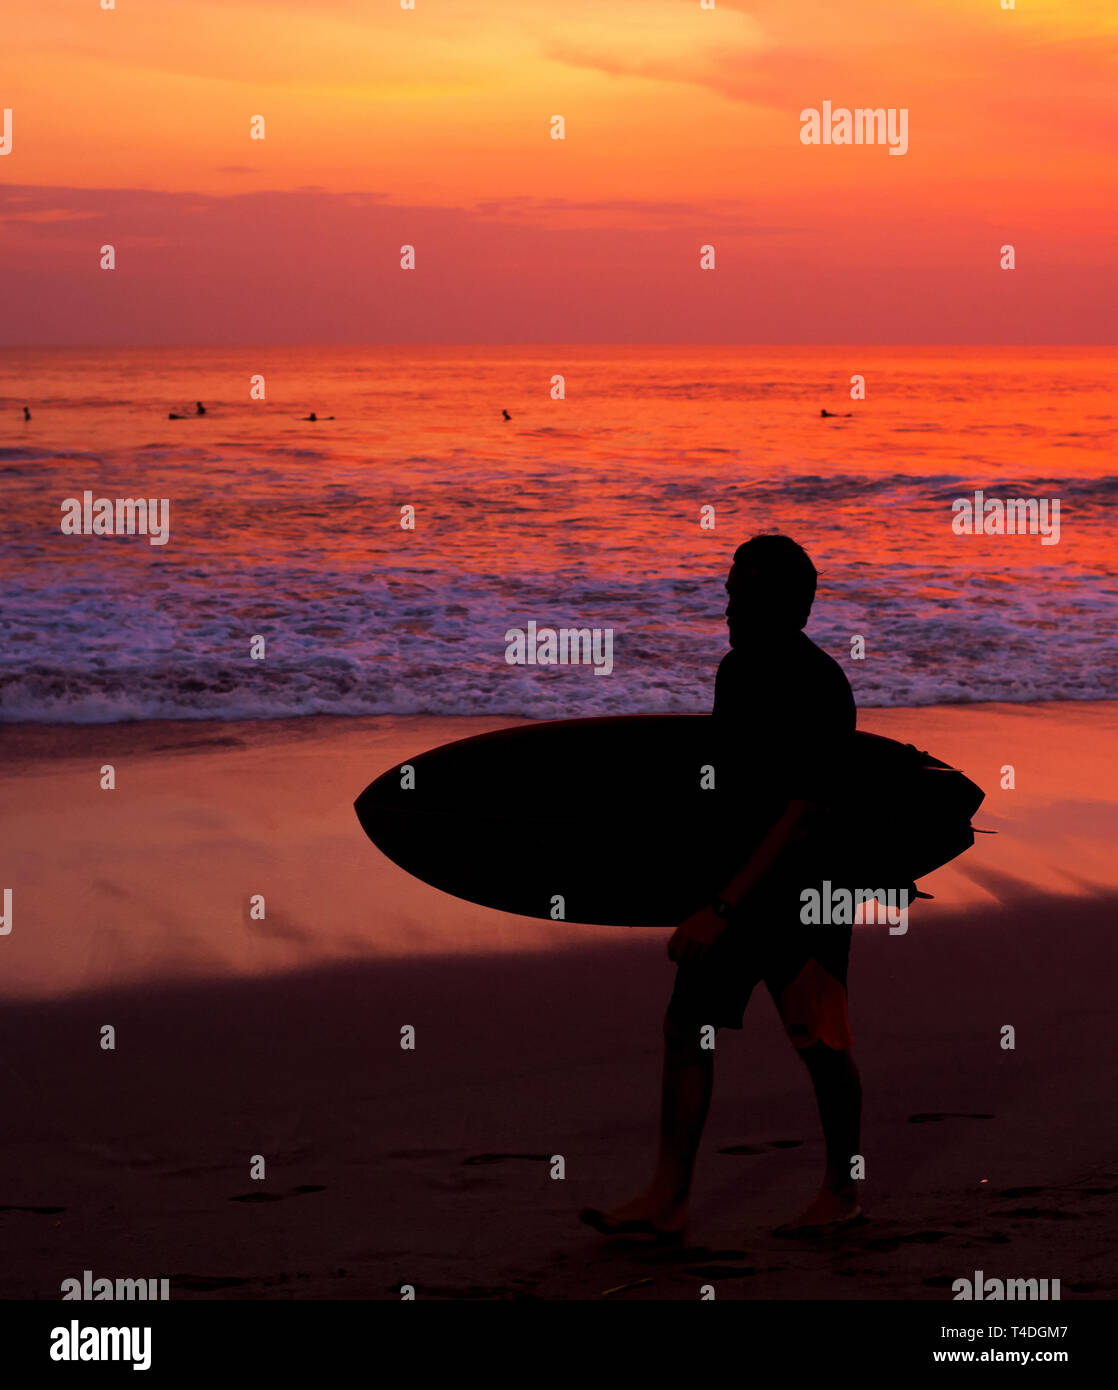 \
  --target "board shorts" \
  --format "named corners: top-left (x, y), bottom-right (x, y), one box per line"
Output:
top-left (667, 894), bottom-right (853, 1052)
